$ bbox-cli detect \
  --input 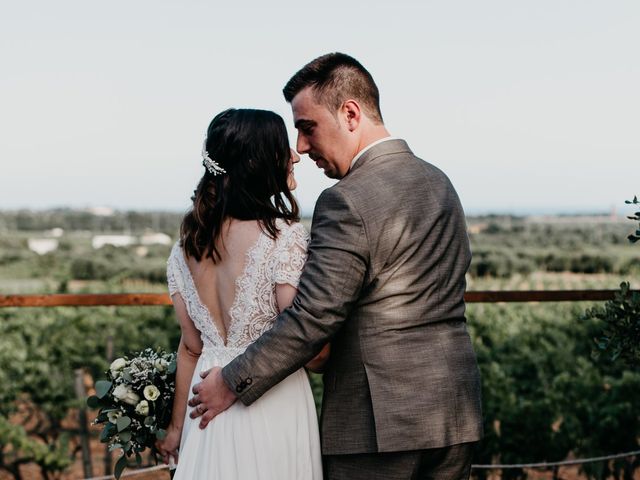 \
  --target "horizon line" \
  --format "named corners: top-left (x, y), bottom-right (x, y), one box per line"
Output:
top-left (0, 205), bottom-right (624, 218)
